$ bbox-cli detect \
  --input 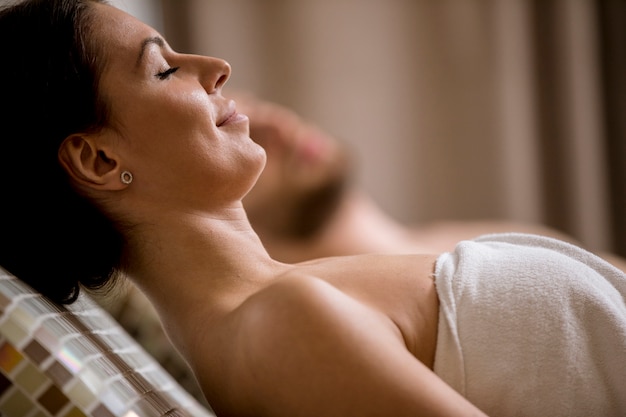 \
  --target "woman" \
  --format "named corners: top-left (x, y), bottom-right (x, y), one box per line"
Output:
top-left (0, 1), bottom-right (624, 416)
